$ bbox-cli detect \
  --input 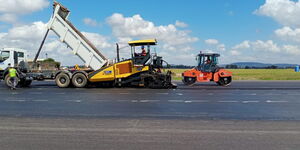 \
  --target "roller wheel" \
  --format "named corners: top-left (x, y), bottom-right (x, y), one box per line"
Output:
top-left (72, 73), bottom-right (87, 88)
top-left (55, 73), bottom-right (70, 88)
top-left (217, 77), bottom-right (232, 86)
top-left (182, 77), bottom-right (196, 86)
